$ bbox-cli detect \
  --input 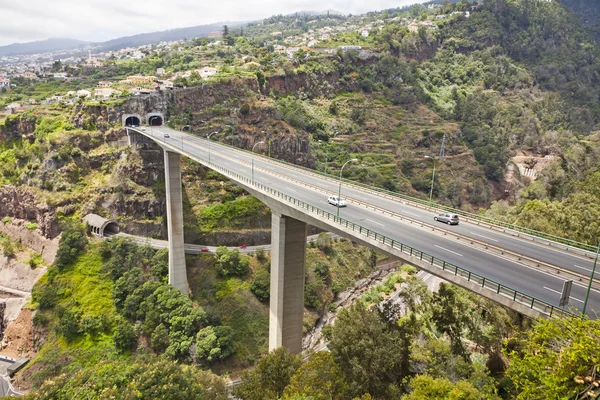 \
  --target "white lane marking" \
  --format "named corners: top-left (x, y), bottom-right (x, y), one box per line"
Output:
top-left (573, 264), bottom-right (597, 274)
top-left (285, 187), bottom-right (297, 192)
top-left (469, 232), bottom-right (499, 242)
top-left (434, 245), bottom-right (463, 257)
top-left (366, 218), bottom-right (385, 227)
top-left (543, 286), bottom-right (584, 303)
